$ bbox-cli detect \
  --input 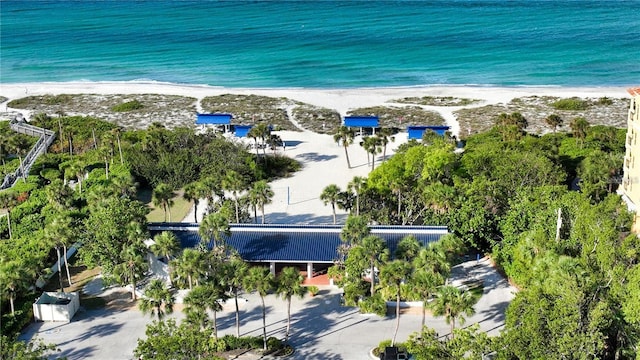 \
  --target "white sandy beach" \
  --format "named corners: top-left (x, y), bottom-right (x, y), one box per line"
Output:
top-left (0, 82), bottom-right (631, 224)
